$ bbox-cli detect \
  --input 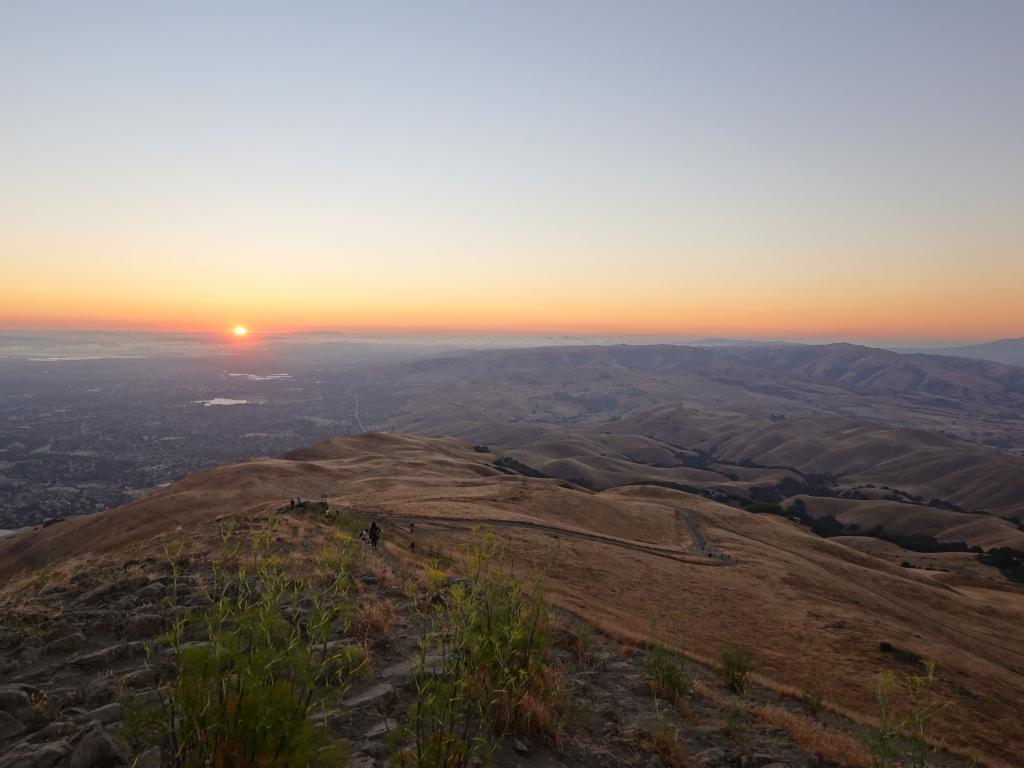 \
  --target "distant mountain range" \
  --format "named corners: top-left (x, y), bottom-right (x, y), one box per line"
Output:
top-left (912, 337), bottom-right (1024, 367)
